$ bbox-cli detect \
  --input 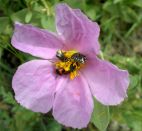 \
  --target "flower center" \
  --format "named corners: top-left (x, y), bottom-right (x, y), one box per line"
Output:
top-left (55, 50), bottom-right (86, 79)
